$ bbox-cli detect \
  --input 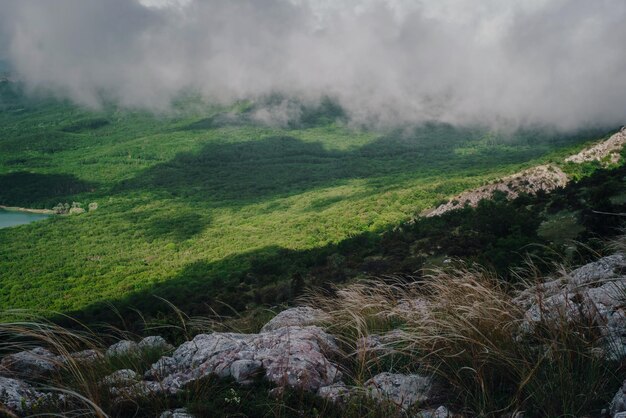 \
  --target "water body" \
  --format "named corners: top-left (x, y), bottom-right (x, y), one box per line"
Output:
top-left (0, 208), bottom-right (50, 229)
